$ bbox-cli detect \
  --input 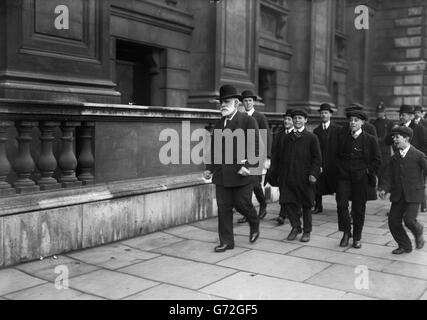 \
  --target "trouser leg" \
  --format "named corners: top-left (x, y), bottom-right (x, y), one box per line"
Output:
top-left (336, 179), bottom-right (352, 233)
top-left (286, 202), bottom-right (302, 230)
top-left (351, 176), bottom-right (368, 241)
top-left (216, 185), bottom-right (234, 246)
top-left (388, 196), bottom-right (412, 250)
top-left (253, 176), bottom-right (266, 206)
top-left (233, 183), bottom-right (259, 234)
top-left (302, 206), bottom-right (312, 233)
